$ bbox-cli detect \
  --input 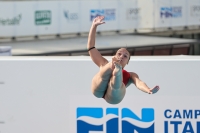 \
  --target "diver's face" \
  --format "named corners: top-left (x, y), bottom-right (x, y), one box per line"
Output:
top-left (115, 48), bottom-right (130, 68)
